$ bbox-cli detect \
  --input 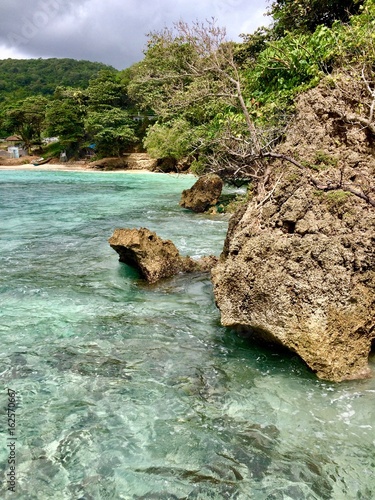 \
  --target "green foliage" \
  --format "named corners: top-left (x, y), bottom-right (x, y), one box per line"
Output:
top-left (128, 21), bottom-right (245, 125)
top-left (269, 0), bottom-right (365, 35)
top-left (85, 108), bottom-right (137, 157)
top-left (1, 0), bottom-right (373, 174)
top-left (2, 95), bottom-right (48, 151)
top-left (42, 70), bottom-right (139, 156)
top-left (224, 187), bottom-right (253, 213)
top-left (0, 58), bottom-right (115, 107)
top-left (325, 190), bottom-right (352, 206)
top-left (237, 28), bottom-right (274, 64)
top-left (239, 1), bottom-right (375, 127)
top-left (331, 0), bottom-right (375, 65)
top-left (314, 150), bottom-right (339, 167)
top-left (143, 118), bottom-right (199, 159)
top-left (301, 151), bottom-right (339, 171)
top-left (315, 189), bottom-right (352, 212)
top-left (86, 70), bottom-right (131, 111)
top-left (44, 88), bottom-right (86, 148)
top-left (246, 25), bottom-right (336, 104)
top-left (43, 141), bottom-right (65, 158)
top-left (189, 159), bottom-right (207, 176)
